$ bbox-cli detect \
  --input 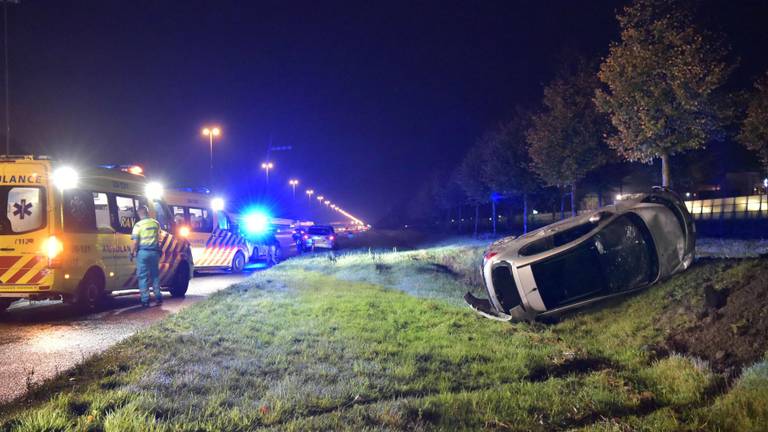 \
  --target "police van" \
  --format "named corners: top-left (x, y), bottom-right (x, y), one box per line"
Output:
top-left (163, 189), bottom-right (281, 273)
top-left (0, 156), bottom-right (194, 313)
